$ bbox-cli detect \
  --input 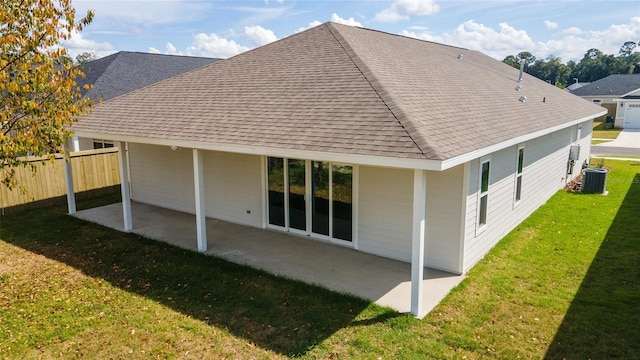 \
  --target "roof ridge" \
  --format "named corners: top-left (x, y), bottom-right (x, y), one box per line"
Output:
top-left (325, 23), bottom-right (429, 159)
